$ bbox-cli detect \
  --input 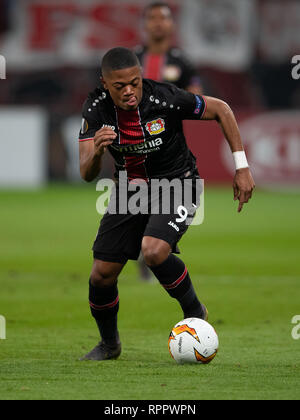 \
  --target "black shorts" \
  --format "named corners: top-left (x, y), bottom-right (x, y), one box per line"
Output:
top-left (93, 178), bottom-right (201, 264)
